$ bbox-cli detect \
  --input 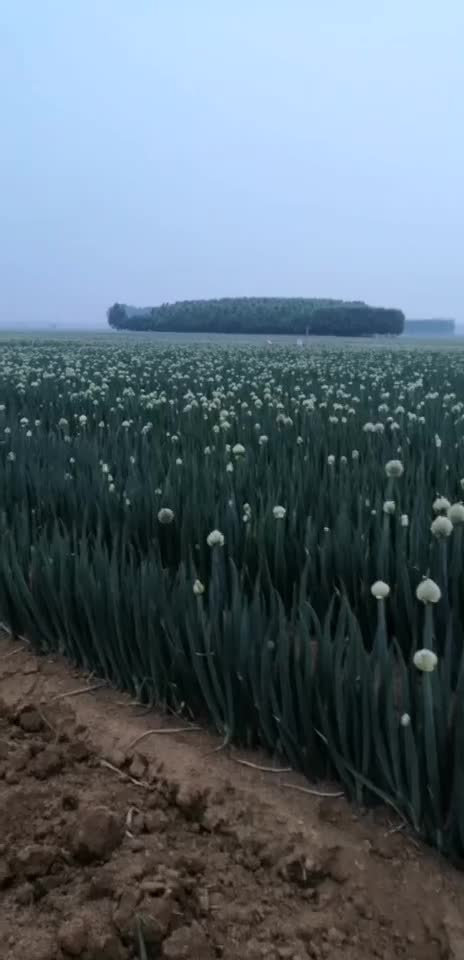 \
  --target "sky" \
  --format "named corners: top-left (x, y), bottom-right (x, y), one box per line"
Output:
top-left (1, 1), bottom-right (463, 328)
